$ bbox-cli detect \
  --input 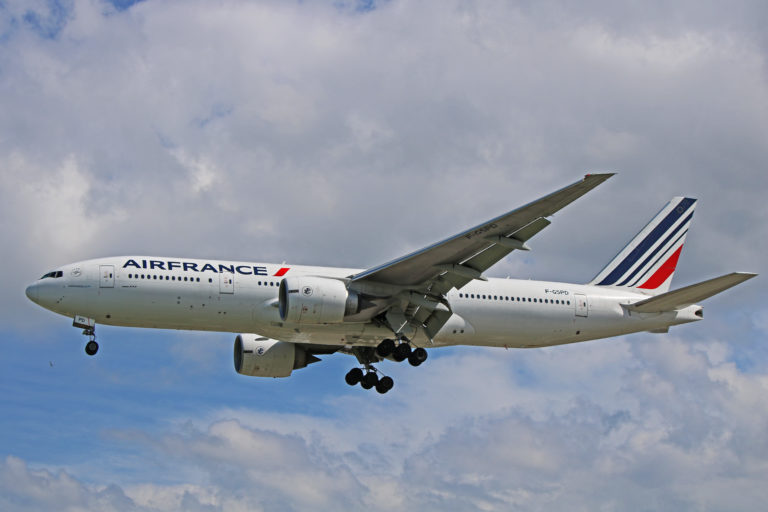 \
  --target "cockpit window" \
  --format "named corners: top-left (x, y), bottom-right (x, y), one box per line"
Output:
top-left (40, 271), bottom-right (63, 279)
